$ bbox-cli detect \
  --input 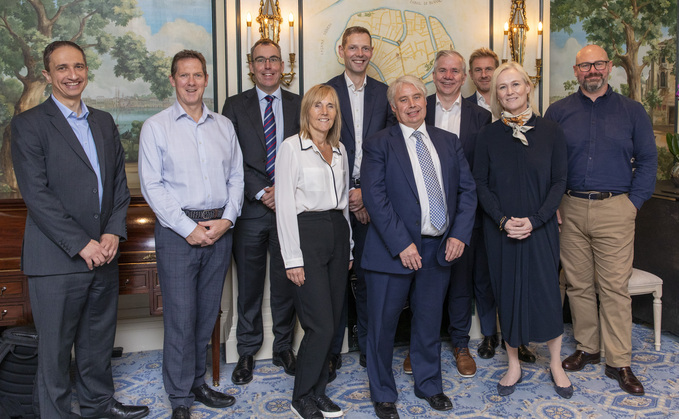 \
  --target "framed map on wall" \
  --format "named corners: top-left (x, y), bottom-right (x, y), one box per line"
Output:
top-left (298, 0), bottom-right (491, 95)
